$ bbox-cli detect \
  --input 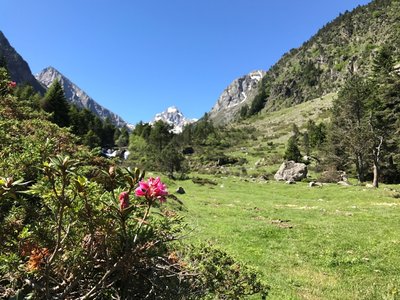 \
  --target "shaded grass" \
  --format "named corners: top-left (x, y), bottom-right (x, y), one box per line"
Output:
top-left (169, 176), bottom-right (400, 299)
